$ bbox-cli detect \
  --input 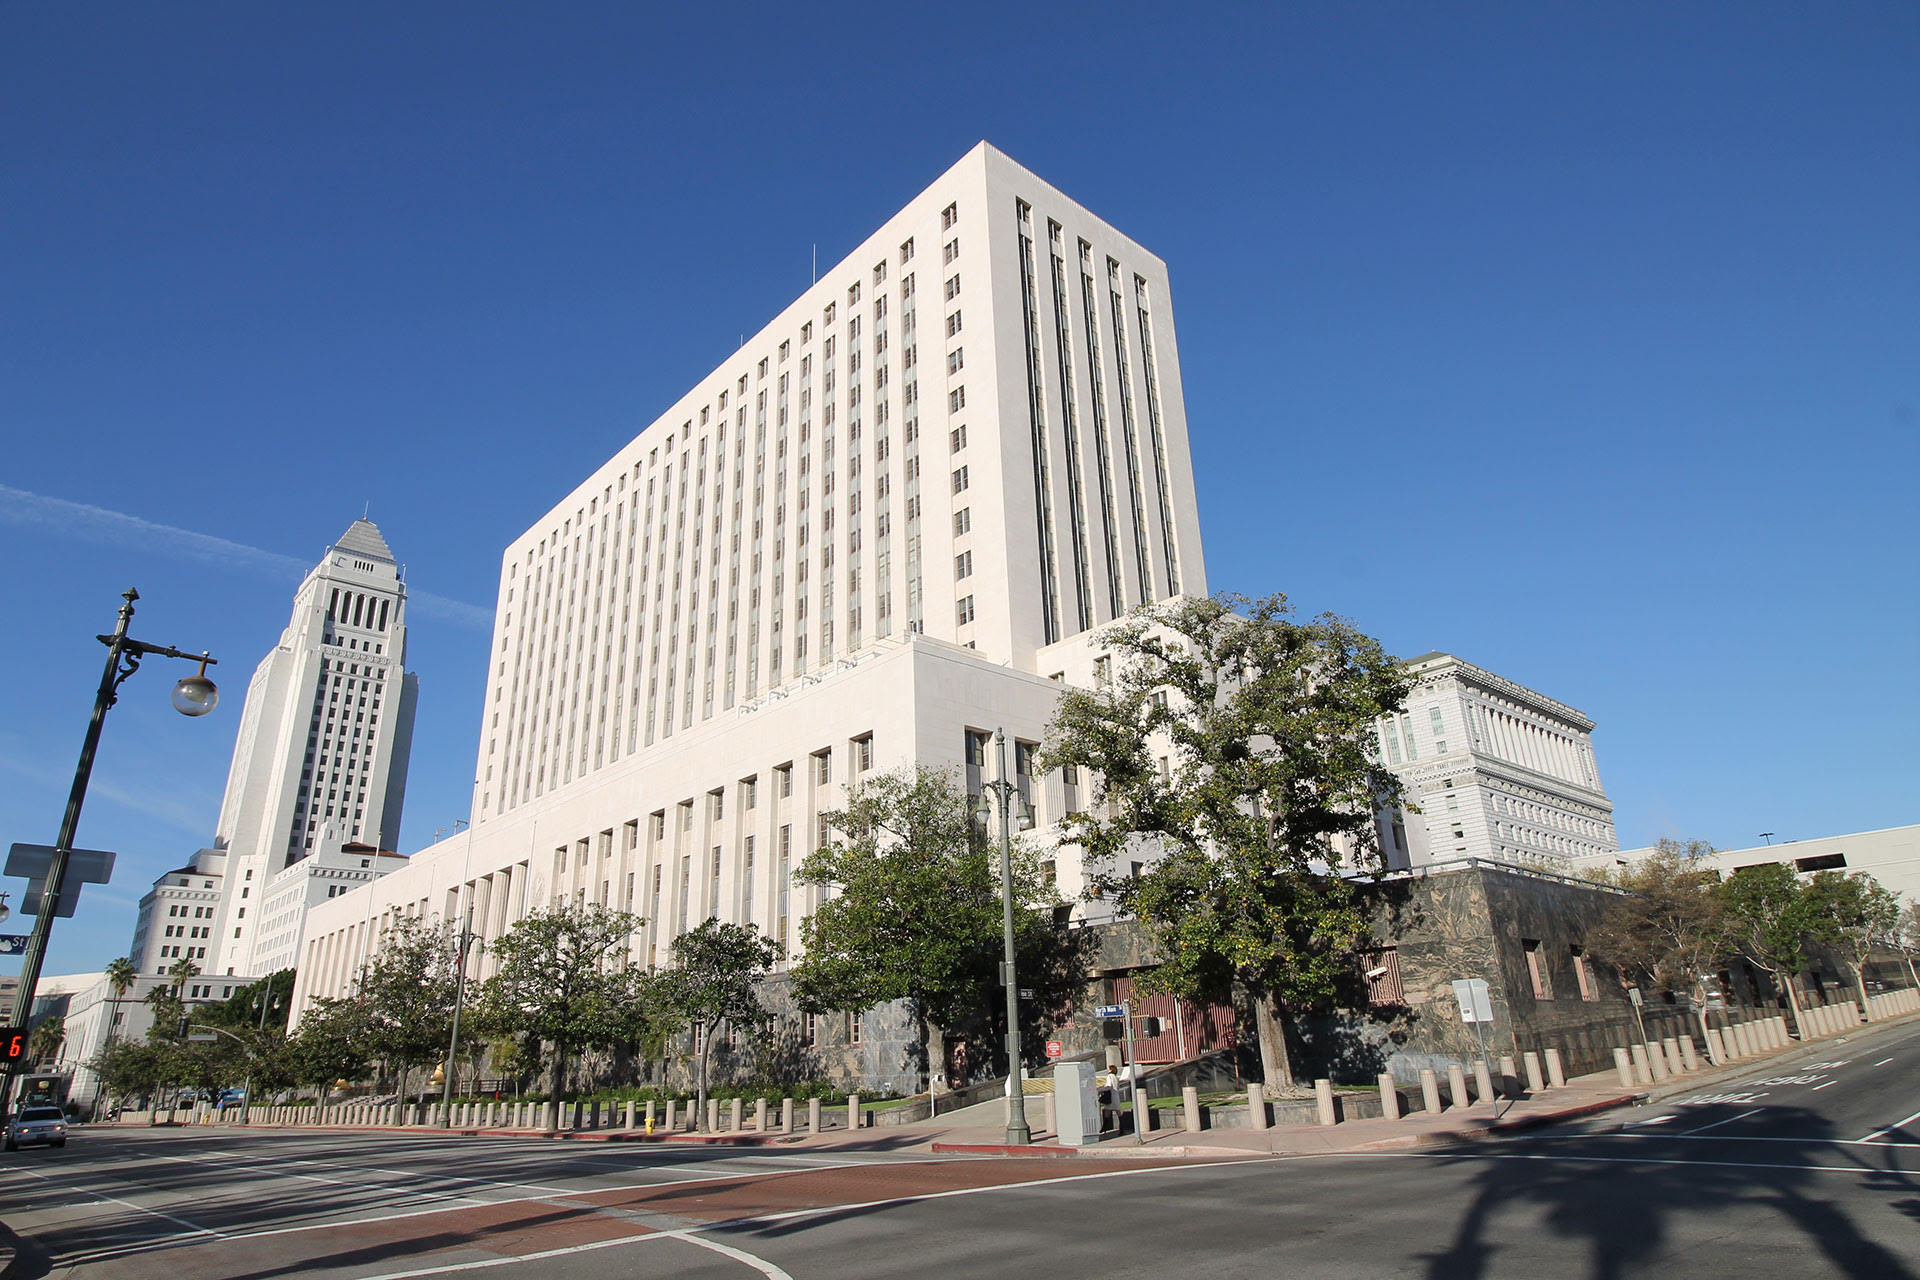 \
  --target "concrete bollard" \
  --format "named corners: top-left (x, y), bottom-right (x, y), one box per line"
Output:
top-left (847, 1093), bottom-right (861, 1132)
top-left (1646, 1042), bottom-right (1670, 1081)
top-left (665, 1100), bottom-right (677, 1131)
top-left (754, 1099), bottom-right (767, 1132)
top-left (1628, 1044), bottom-right (1652, 1085)
top-left (1472, 1061), bottom-right (1496, 1106)
top-left (1448, 1064), bottom-right (1470, 1110)
top-left (706, 1099), bottom-right (719, 1132)
top-left (730, 1098), bottom-right (744, 1132)
top-left (1378, 1073), bottom-right (1400, 1121)
top-left (1247, 1083), bottom-right (1268, 1130)
top-left (1705, 1028), bottom-right (1726, 1064)
top-left (1421, 1068), bottom-right (1444, 1115)
top-left (781, 1098), bottom-right (794, 1133)
top-left (1545, 1048), bottom-right (1566, 1089)
top-left (1184, 1085), bottom-right (1203, 1132)
top-left (1726, 1023), bottom-right (1745, 1057)
top-left (1773, 1015), bottom-right (1790, 1047)
top-left (1679, 1036), bottom-right (1699, 1072)
top-left (1661, 1037), bottom-right (1683, 1074)
top-left (808, 1098), bottom-right (822, 1133)
top-left (1498, 1055), bottom-right (1519, 1098)
top-left (1315, 1078), bottom-right (1337, 1127)
top-left (1523, 1052), bottom-right (1545, 1095)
